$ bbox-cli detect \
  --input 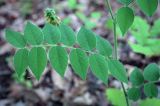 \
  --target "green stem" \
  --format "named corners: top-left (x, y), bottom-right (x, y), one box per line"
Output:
top-left (105, 0), bottom-right (129, 106)
top-left (26, 44), bottom-right (95, 54)
top-left (121, 82), bottom-right (130, 106)
top-left (113, 20), bottom-right (117, 59)
top-left (24, 44), bottom-right (113, 62)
